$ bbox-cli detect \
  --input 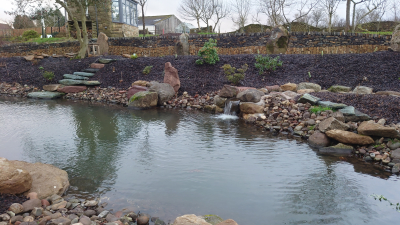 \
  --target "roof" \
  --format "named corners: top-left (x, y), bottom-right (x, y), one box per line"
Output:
top-left (0, 23), bottom-right (11, 30)
top-left (138, 15), bottom-right (174, 26)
